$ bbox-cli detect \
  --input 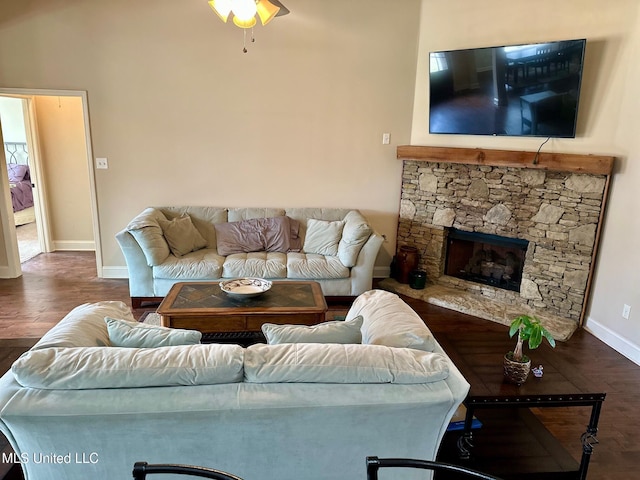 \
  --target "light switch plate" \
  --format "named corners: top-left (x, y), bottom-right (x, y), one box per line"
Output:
top-left (96, 157), bottom-right (108, 169)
